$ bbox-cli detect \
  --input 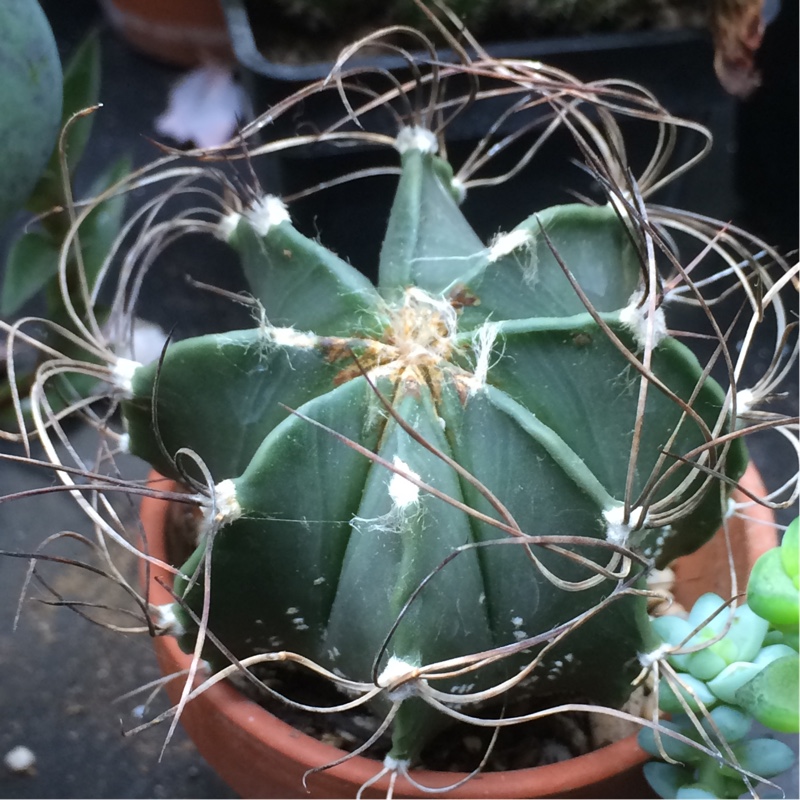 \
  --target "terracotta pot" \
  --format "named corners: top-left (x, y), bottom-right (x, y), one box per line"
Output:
top-left (140, 463), bottom-right (776, 799)
top-left (99, 0), bottom-right (233, 67)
